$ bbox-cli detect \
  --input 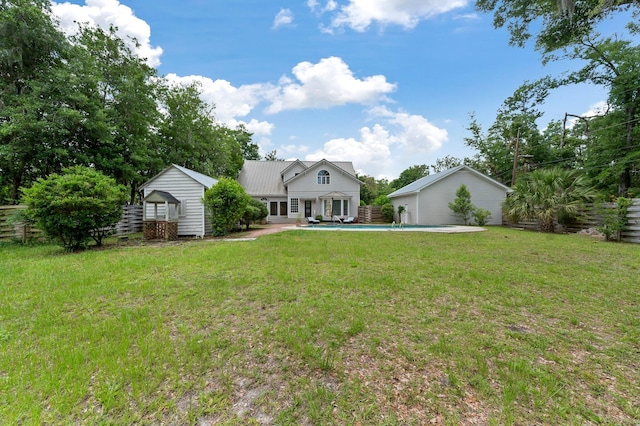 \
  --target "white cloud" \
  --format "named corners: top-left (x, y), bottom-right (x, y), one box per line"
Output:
top-left (307, 107), bottom-right (448, 178)
top-left (370, 106), bottom-right (447, 154)
top-left (272, 9), bottom-right (294, 29)
top-left (51, 0), bottom-right (163, 67)
top-left (163, 73), bottom-right (276, 137)
top-left (164, 74), bottom-right (273, 121)
top-left (266, 56), bottom-right (396, 113)
top-left (453, 13), bottom-right (479, 20)
top-left (306, 124), bottom-right (396, 177)
top-left (327, 0), bottom-right (469, 32)
top-left (308, 0), bottom-right (338, 13)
